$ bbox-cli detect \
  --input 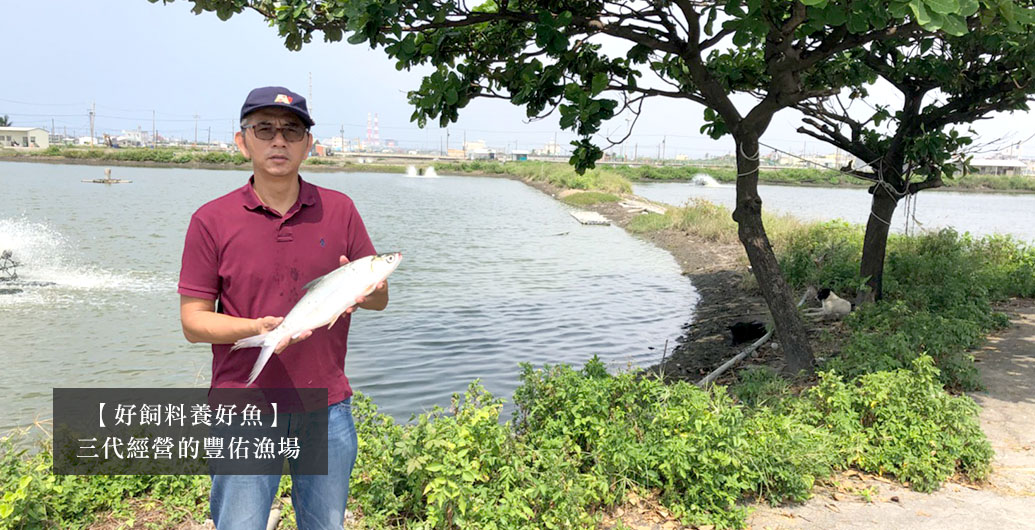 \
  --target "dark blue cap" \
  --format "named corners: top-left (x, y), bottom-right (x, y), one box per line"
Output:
top-left (240, 86), bottom-right (315, 127)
